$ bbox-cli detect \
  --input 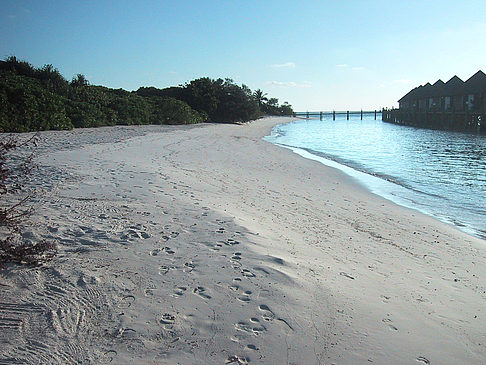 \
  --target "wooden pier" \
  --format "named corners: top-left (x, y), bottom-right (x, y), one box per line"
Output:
top-left (382, 108), bottom-right (484, 133)
top-left (294, 110), bottom-right (381, 121)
